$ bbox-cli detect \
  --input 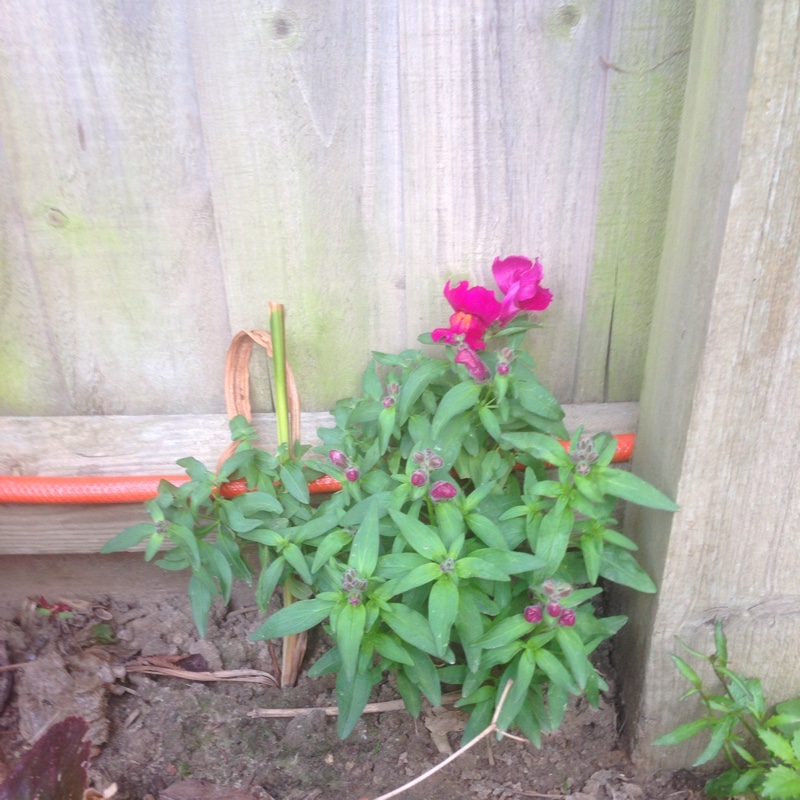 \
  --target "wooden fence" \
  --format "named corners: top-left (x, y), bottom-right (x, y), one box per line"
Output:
top-left (2, 0), bottom-right (799, 772)
top-left (0, 1), bottom-right (694, 415)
